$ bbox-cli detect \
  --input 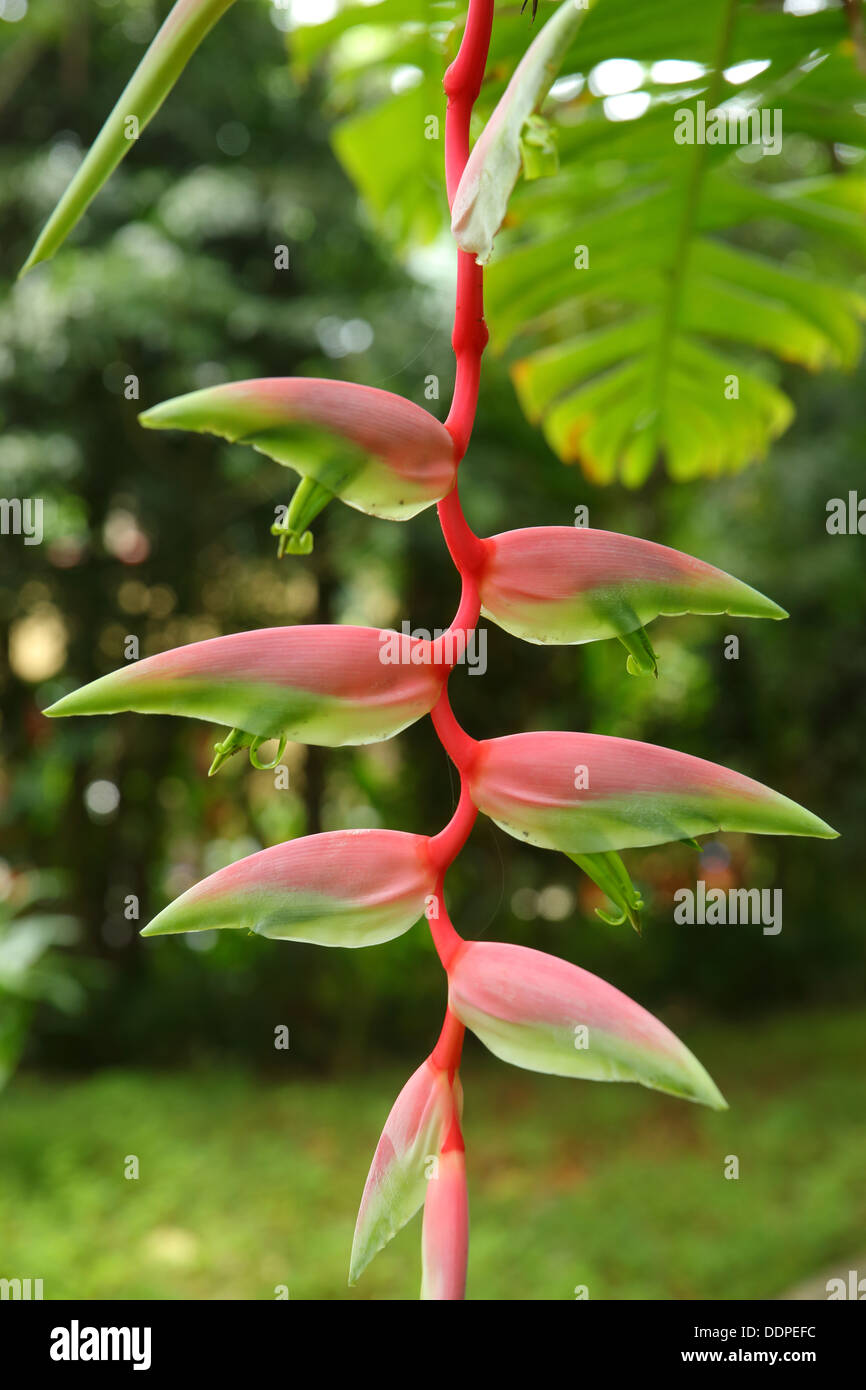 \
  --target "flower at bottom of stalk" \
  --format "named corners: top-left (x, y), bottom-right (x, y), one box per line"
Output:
top-left (421, 1137), bottom-right (468, 1302)
top-left (448, 939), bottom-right (727, 1109)
top-left (270, 476), bottom-right (333, 557)
top-left (350, 1056), bottom-right (464, 1286)
top-left (141, 828), bottom-right (438, 948)
top-left (208, 726), bottom-right (288, 776)
top-left (570, 849), bottom-right (644, 932)
top-left (570, 841), bottom-right (700, 932)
